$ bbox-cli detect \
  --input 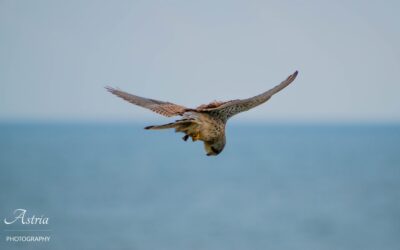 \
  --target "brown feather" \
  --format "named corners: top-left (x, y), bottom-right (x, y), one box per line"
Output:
top-left (105, 87), bottom-right (187, 117)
